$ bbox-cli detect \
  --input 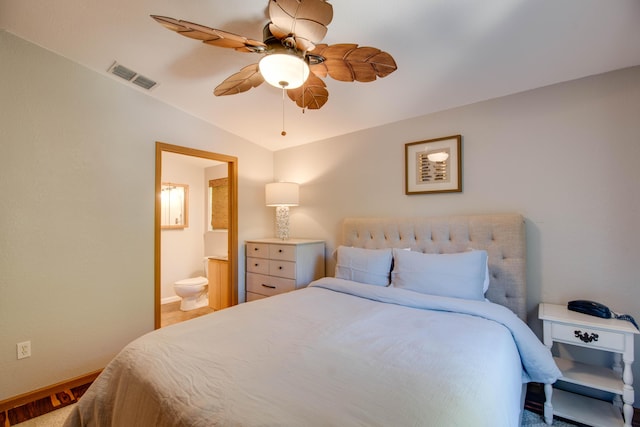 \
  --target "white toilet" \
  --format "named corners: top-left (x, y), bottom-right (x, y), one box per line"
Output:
top-left (174, 258), bottom-right (209, 311)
